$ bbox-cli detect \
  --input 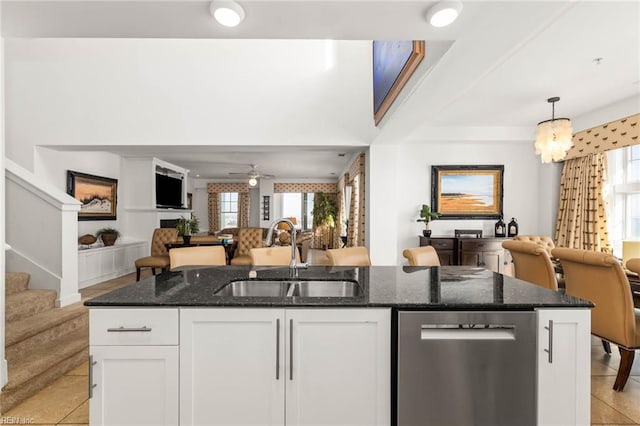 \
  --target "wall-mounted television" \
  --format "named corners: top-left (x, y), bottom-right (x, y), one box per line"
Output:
top-left (156, 173), bottom-right (184, 208)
